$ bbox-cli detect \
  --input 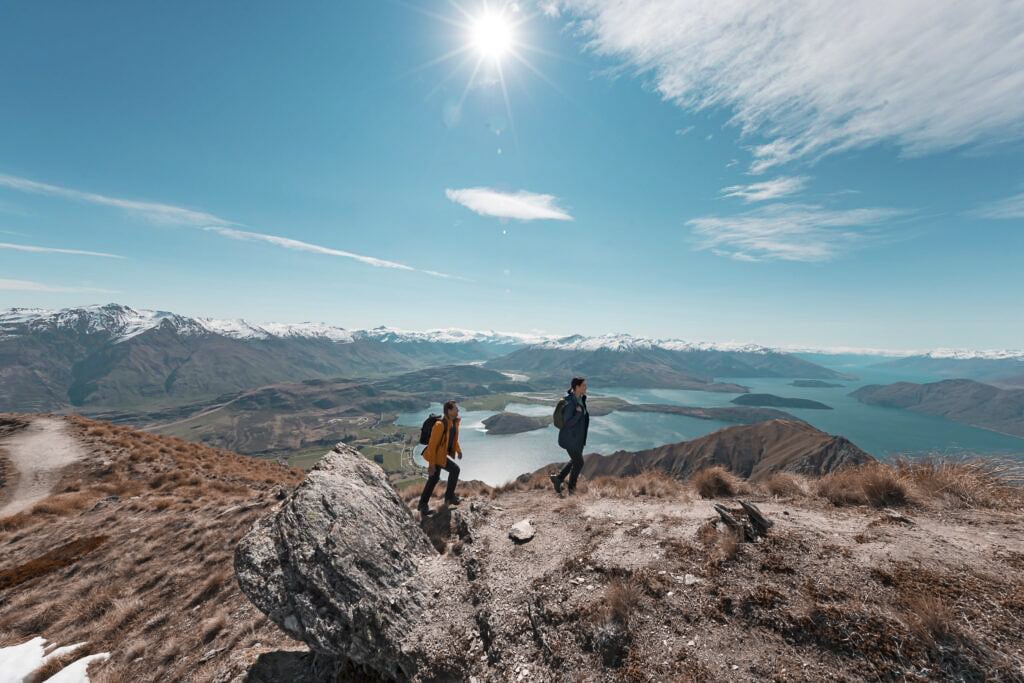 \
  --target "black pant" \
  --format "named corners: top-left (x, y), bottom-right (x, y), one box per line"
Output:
top-left (419, 456), bottom-right (460, 508)
top-left (557, 448), bottom-right (584, 490)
